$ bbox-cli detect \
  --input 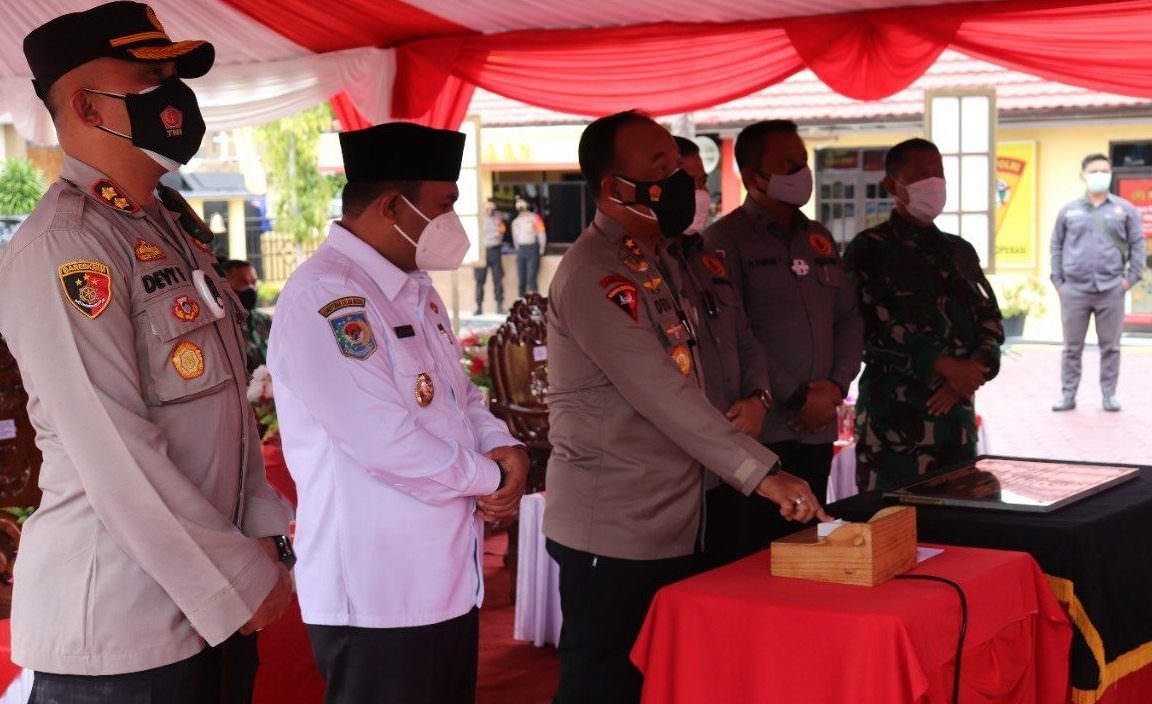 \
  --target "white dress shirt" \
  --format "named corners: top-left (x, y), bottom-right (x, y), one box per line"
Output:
top-left (268, 221), bottom-right (514, 628)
